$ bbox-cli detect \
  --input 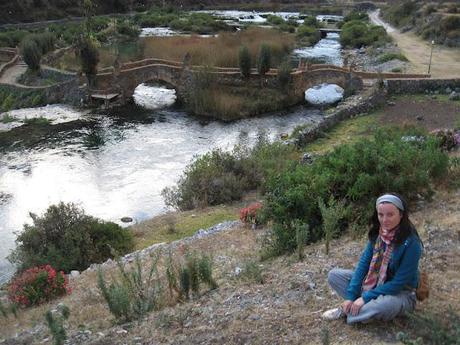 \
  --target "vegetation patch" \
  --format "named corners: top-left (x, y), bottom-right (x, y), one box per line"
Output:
top-left (162, 137), bottom-right (298, 211)
top-left (262, 128), bottom-right (449, 256)
top-left (377, 52), bottom-right (408, 63)
top-left (340, 11), bottom-right (390, 48)
top-left (8, 202), bottom-right (135, 273)
top-left (131, 205), bottom-right (239, 249)
top-left (0, 86), bottom-right (48, 112)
